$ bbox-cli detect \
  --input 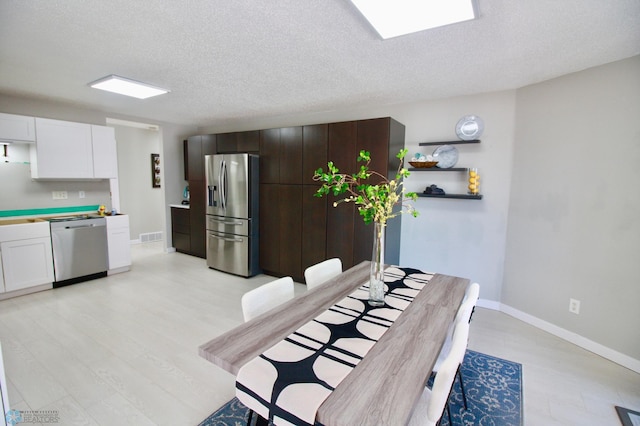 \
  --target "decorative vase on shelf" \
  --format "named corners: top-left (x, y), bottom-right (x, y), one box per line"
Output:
top-left (369, 221), bottom-right (386, 307)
